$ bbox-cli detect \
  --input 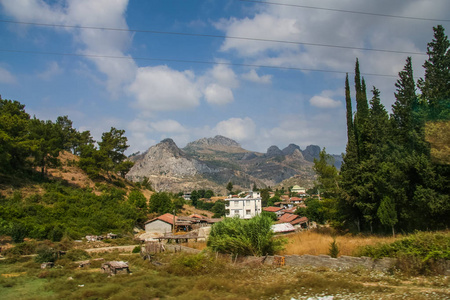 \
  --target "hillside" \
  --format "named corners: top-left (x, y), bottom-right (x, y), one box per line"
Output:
top-left (126, 135), bottom-right (342, 193)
